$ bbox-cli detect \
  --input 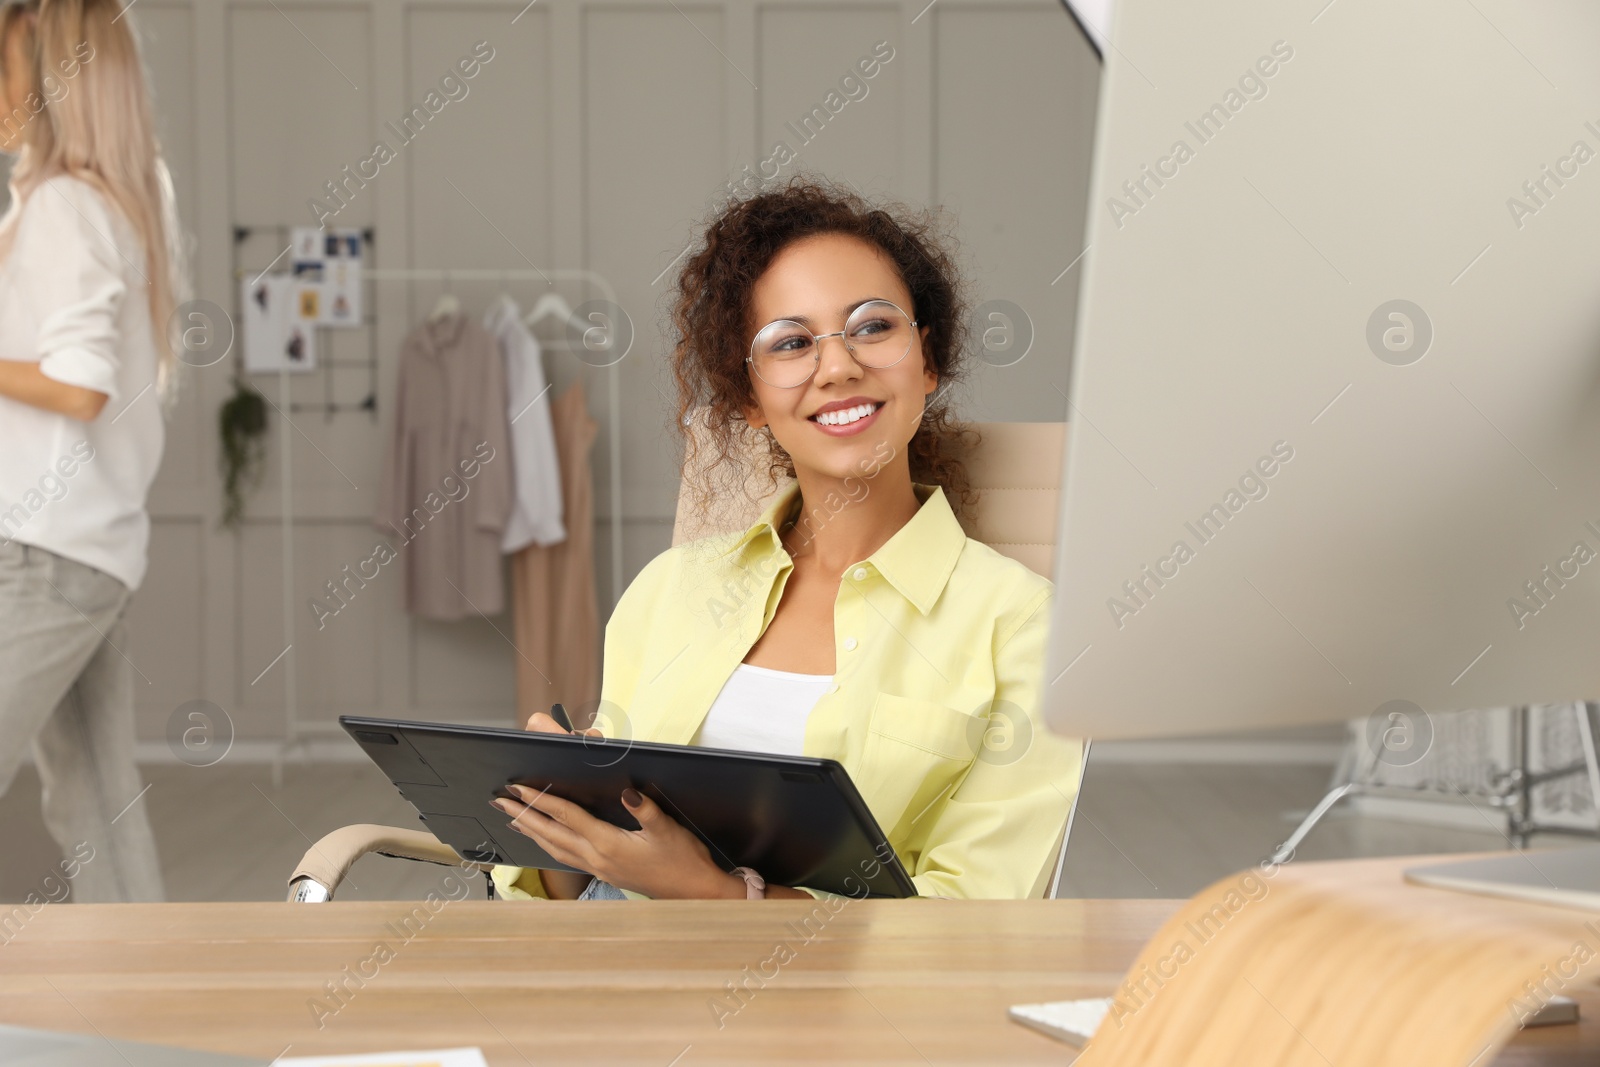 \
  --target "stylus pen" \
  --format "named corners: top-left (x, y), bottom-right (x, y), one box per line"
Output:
top-left (549, 703), bottom-right (575, 732)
